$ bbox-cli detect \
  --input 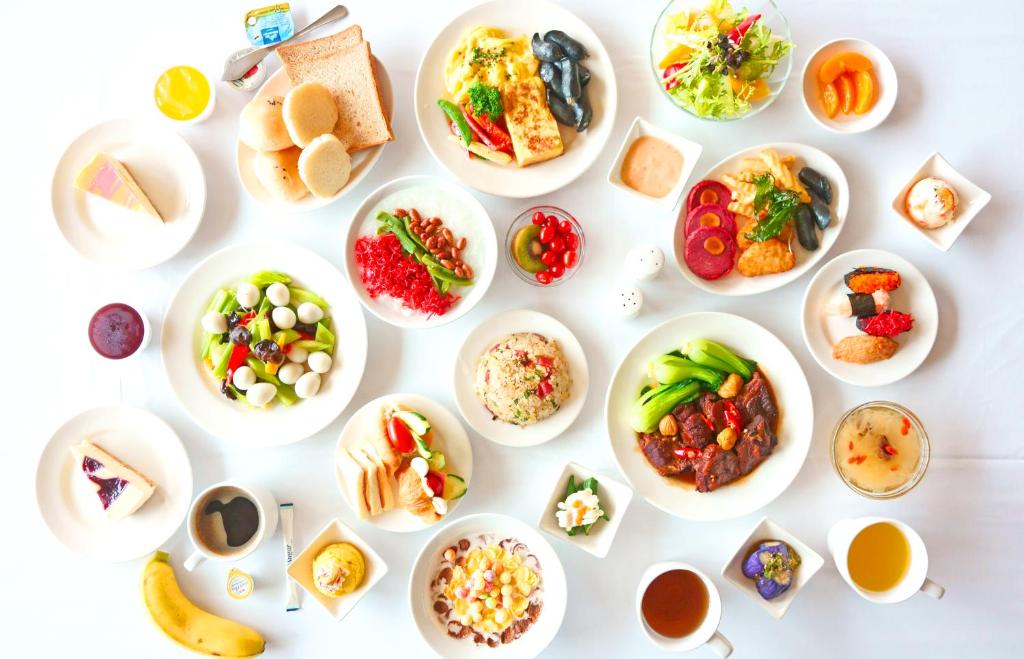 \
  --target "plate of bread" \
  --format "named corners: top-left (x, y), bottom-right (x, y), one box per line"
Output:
top-left (335, 394), bottom-right (473, 533)
top-left (237, 25), bottom-right (394, 212)
top-left (414, 0), bottom-right (617, 198)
